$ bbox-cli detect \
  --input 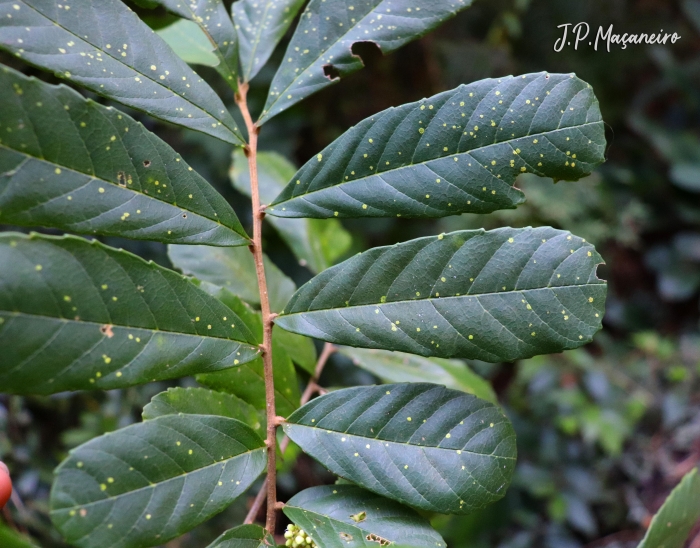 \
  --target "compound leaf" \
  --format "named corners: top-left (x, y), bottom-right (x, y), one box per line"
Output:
top-left (206, 524), bottom-right (274, 548)
top-left (157, 19), bottom-right (219, 67)
top-left (284, 485), bottom-right (446, 548)
top-left (0, 0), bottom-right (244, 144)
top-left (50, 415), bottom-right (266, 548)
top-left (0, 233), bottom-right (259, 395)
top-left (0, 66), bottom-right (249, 246)
top-left (258, 0), bottom-right (475, 124)
top-left (142, 387), bottom-right (265, 434)
top-left (339, 347), bottom-right (496, 403)
top-left (268, 72), bottom-right (605, 218)
top-left (168, 243), bottom-right (296, 312)
top-left (152, 0), bottom-right (239, 88)
top-left (283, 383), bottom-right (516, 514)
top-left (232, 149), bottom-right (352, 273)
top-left (275, 227), bottom-right (606, 362)
top-left (637, 468), bottom-right (700, 548)
top-left (233, 0), bottom-right (306, 82)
